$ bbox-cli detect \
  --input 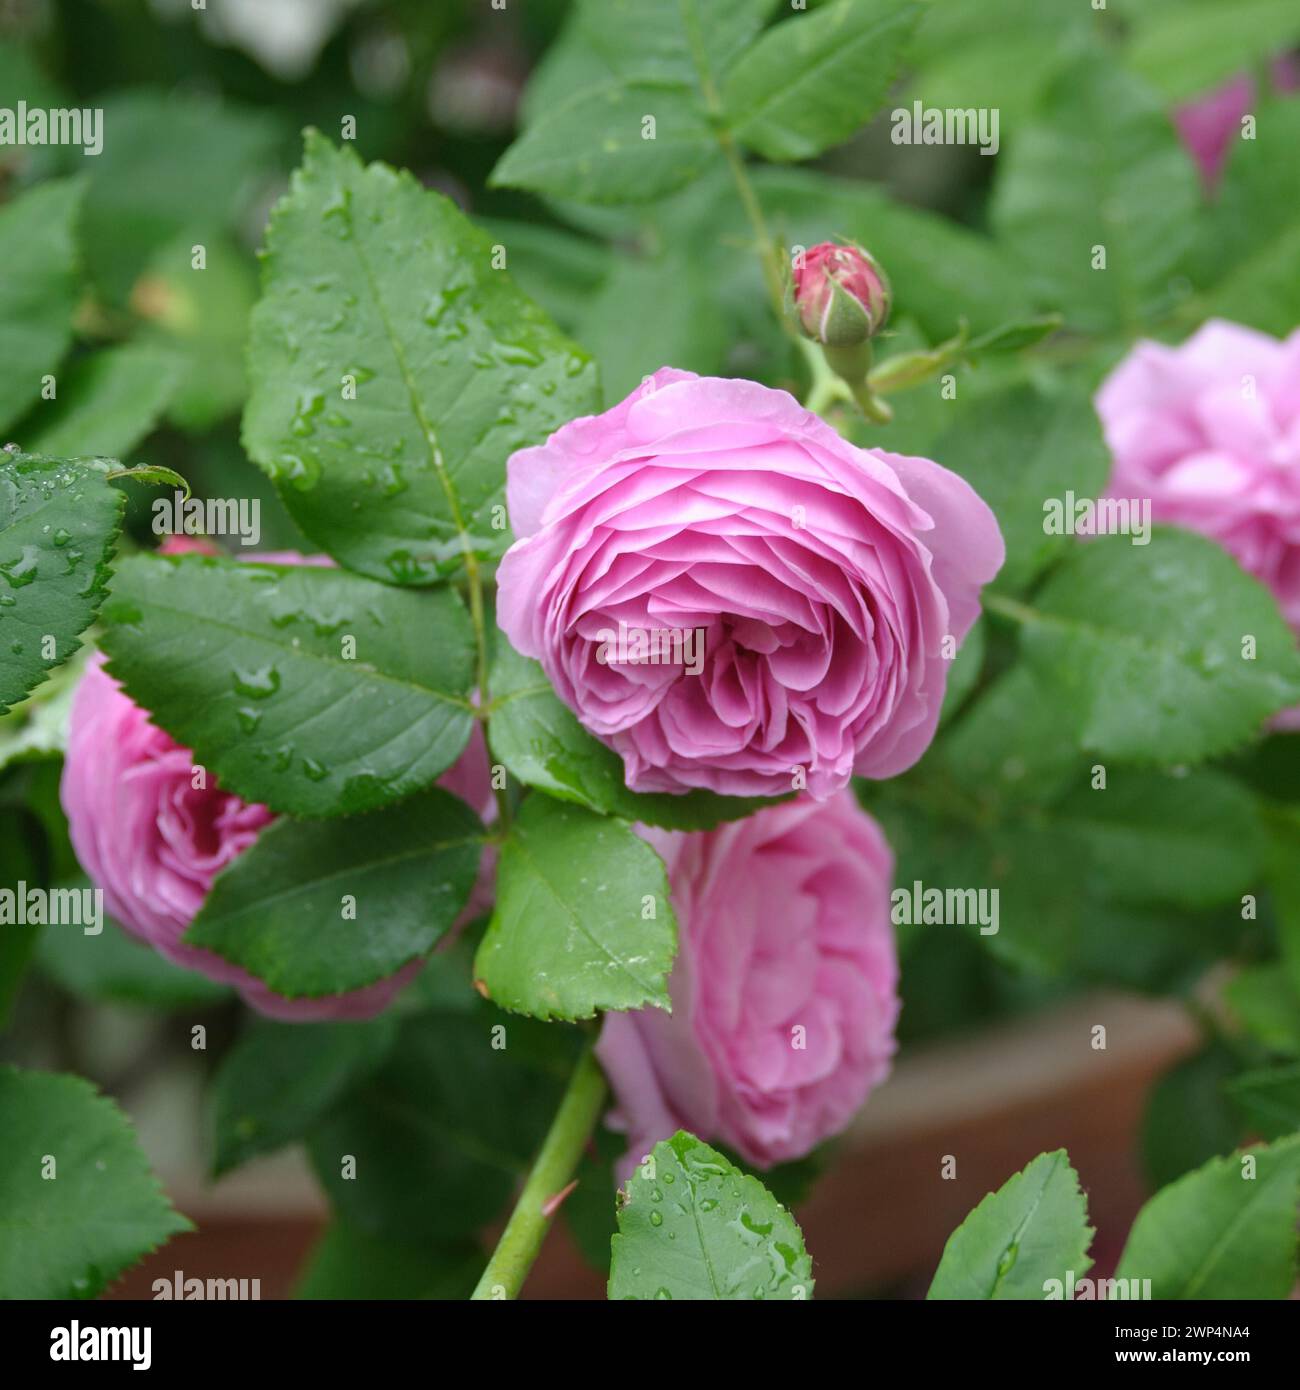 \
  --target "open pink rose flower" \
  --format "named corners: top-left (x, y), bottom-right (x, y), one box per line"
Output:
top-left (60, 546), bottom-right (494, 1021)
top-left (596, 793), bottom-right (899, 1170)
top-left (496, 370), bottom-right (1003, 800)
top-left (1097, 319), bottom-right (1300, 629)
